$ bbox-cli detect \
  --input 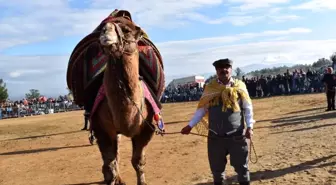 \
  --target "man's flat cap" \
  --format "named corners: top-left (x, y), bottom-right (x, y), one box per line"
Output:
top-left (212, 58), bottom-right (233, 67)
